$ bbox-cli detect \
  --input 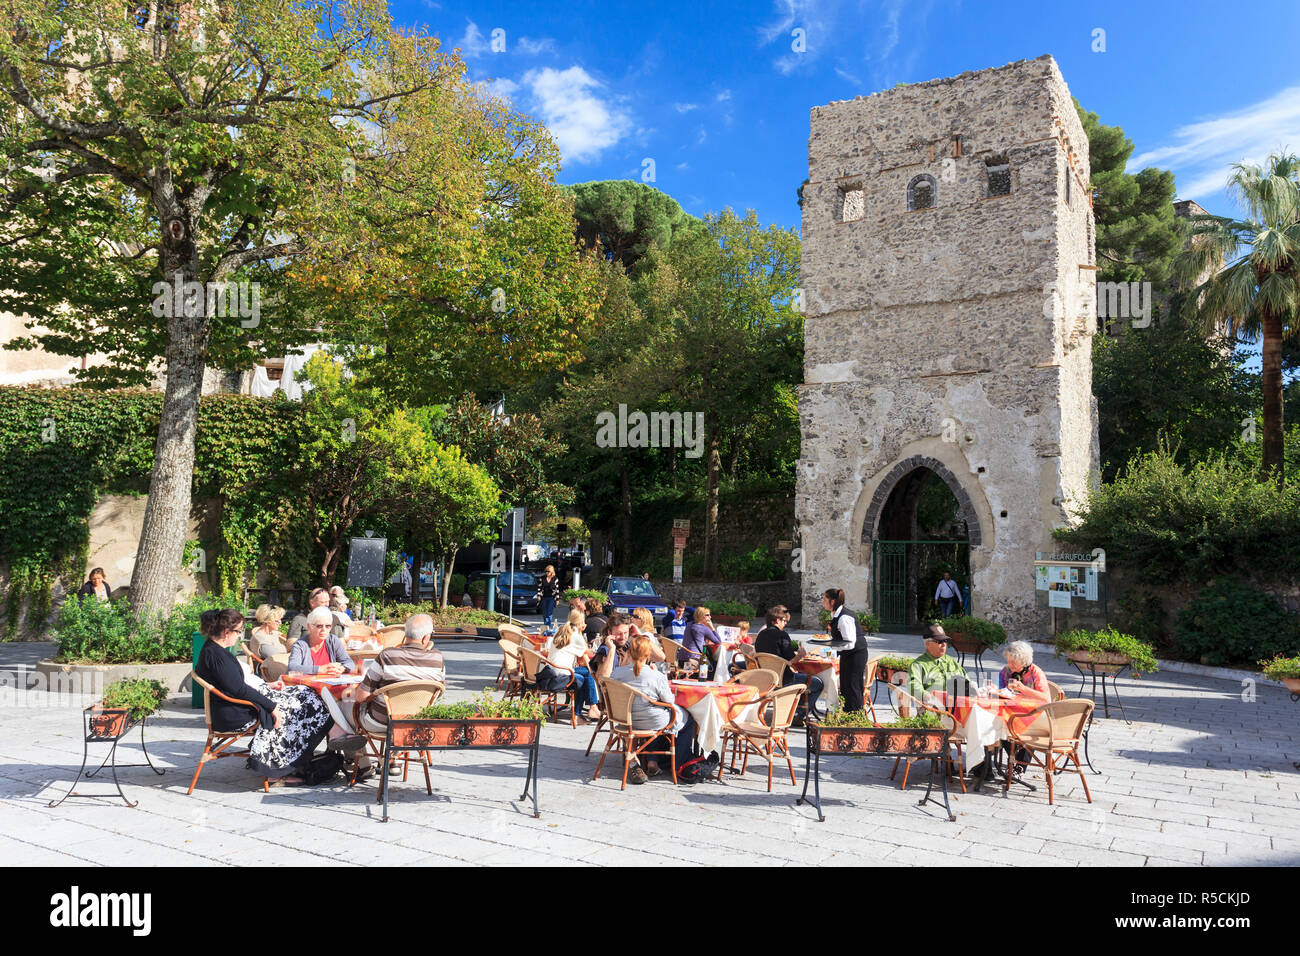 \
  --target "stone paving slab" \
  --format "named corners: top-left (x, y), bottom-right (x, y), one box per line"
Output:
top-left (2, 631), bottom-right (1298, 866)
